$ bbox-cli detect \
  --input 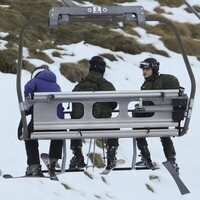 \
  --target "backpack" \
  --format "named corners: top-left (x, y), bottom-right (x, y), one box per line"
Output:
top-left (158, 74), bottom-right (180, 89)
